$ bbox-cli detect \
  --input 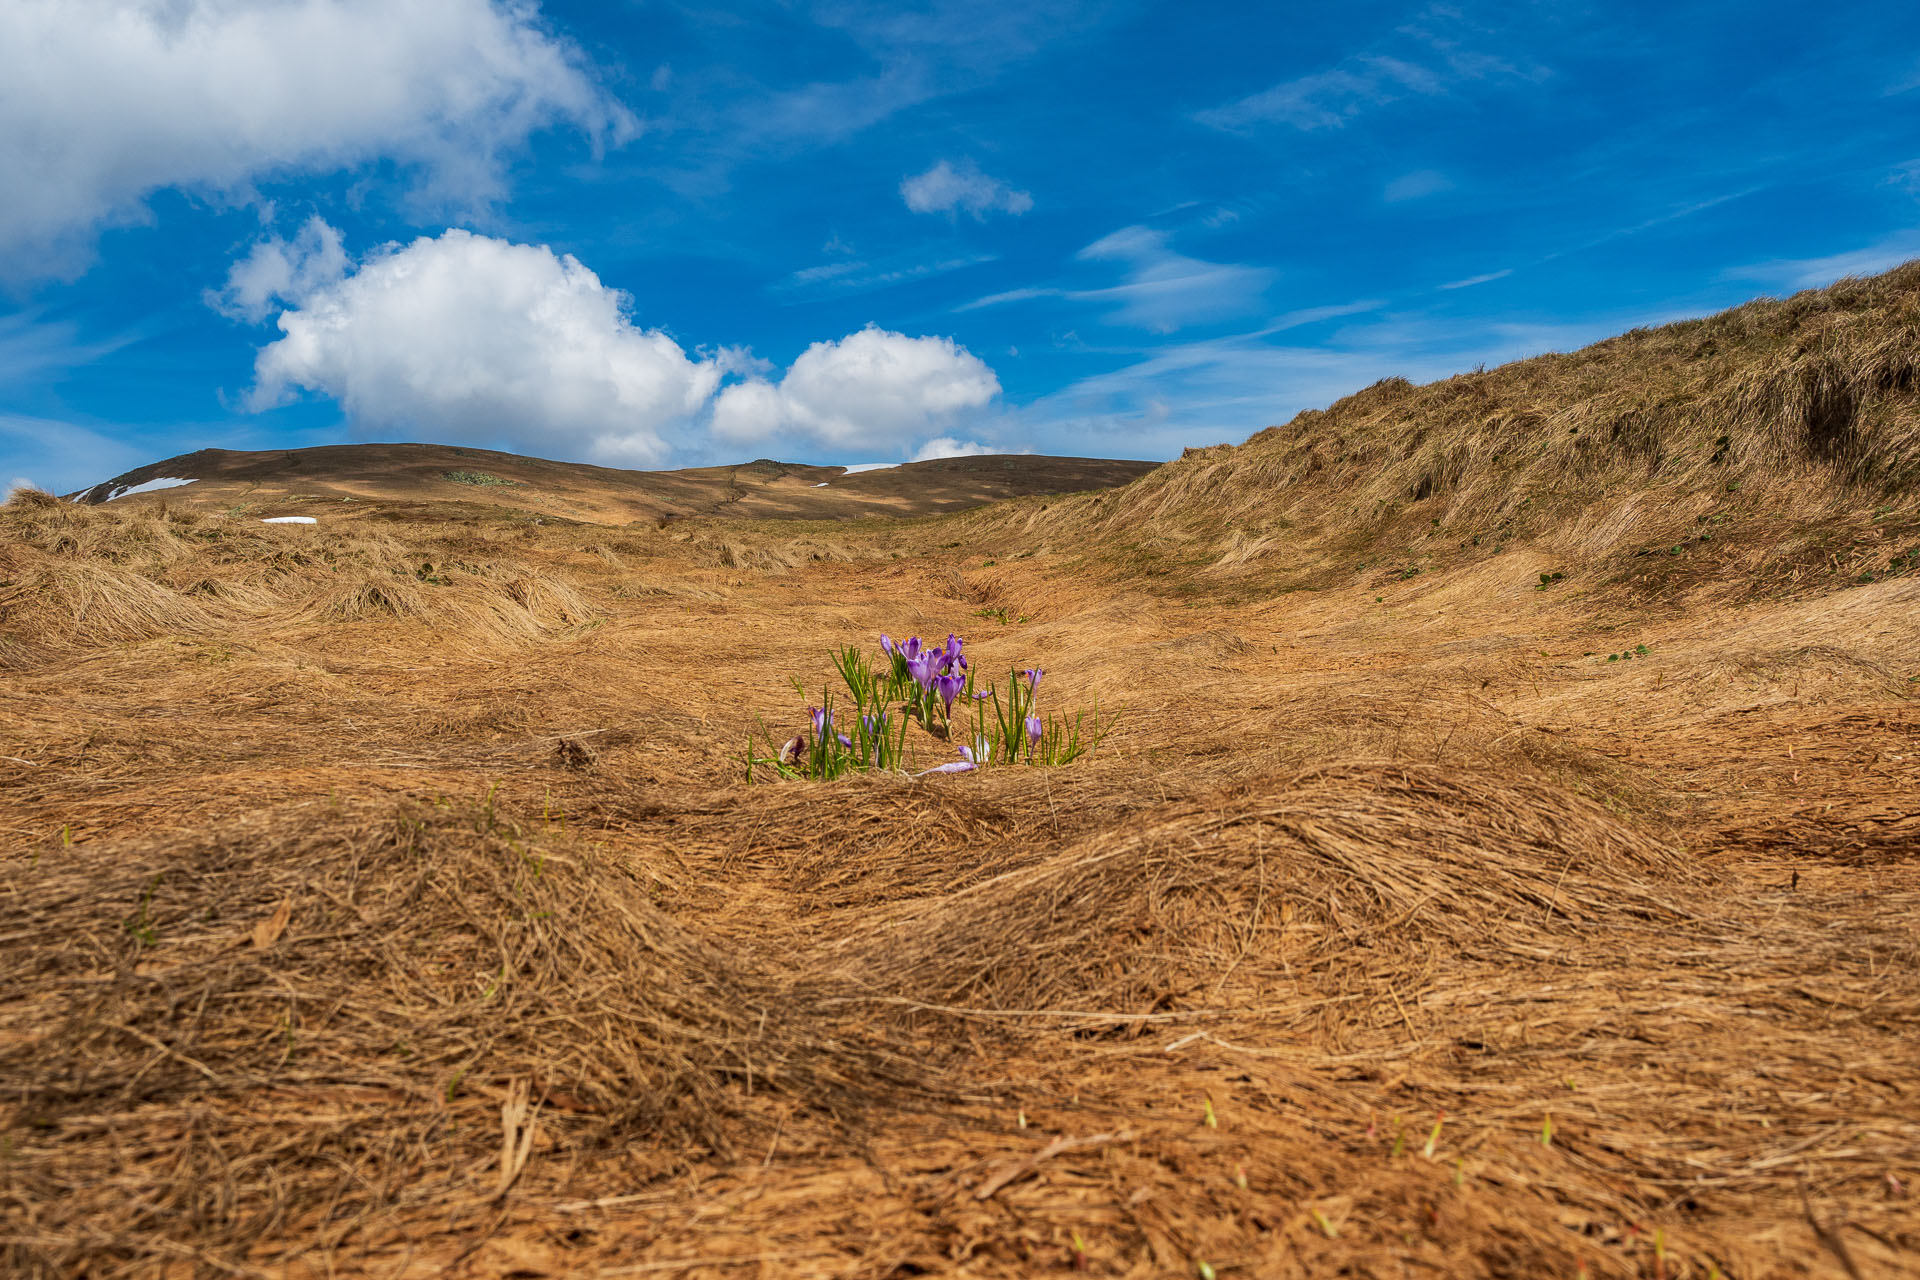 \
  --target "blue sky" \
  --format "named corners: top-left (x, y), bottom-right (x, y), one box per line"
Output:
top-left (5, 0), bottom-right (1920, 493)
